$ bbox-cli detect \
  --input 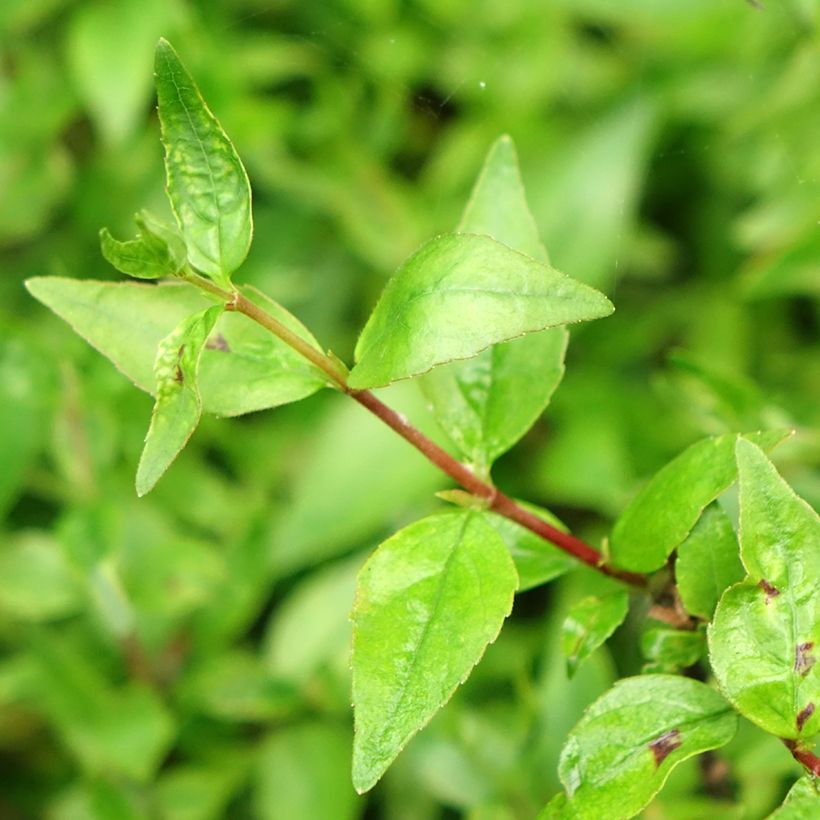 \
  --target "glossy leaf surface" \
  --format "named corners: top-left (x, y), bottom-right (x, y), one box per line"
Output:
top-left (609, 430), bottom-right (790, 572)
top-left (419, 137), bottom-right (568, 471)
top-left (155, 39), bottom-right (252, 285)
top-left (25, 277), bottom-right (327, 417)
top-left (560, 591), bottom-right (629, 678)
top-left (349, 232), bottom-right (613, 389)
top-left (676, 503), bottom-right (744, 620)
top-left (136, 305), bottom-right (223, 496)
top-left (100, 211), bottom-right (187, 280)
top-left (351, 511), bottom-right (517, 792)
top-left (709, 439), bottom-right (820, 740)
top-left (558, 675), bottom-right (737, 819)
